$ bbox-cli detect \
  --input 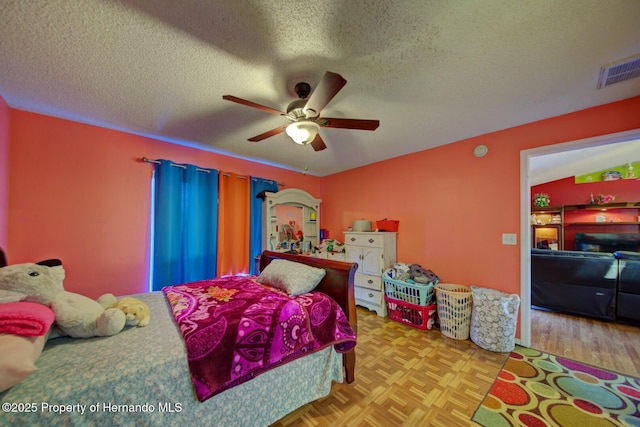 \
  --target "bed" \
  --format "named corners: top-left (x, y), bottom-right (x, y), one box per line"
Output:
top-left (0, 251), bottom-right (358, 426)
